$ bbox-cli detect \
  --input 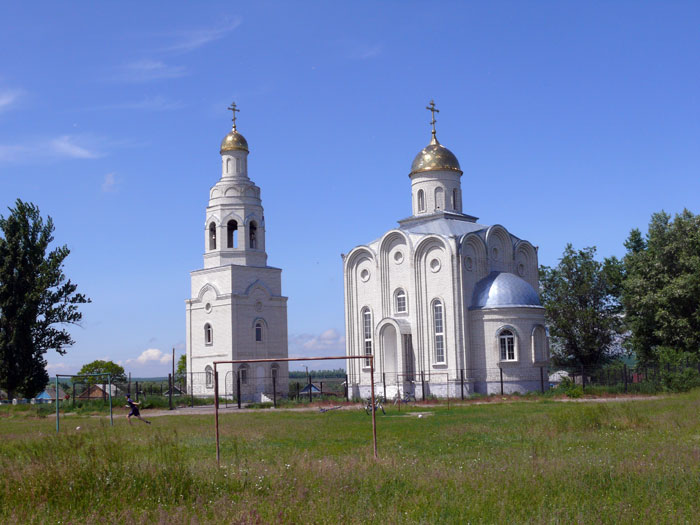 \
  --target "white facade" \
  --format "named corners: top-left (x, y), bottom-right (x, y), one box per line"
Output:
top-left (186, 116), bottom-right (288, 401)
top-left (343, 125), bottom-right (548, 398)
